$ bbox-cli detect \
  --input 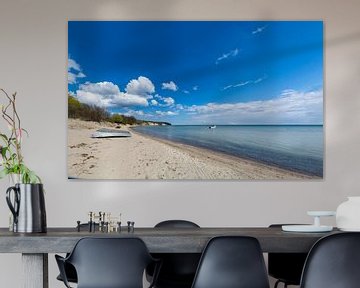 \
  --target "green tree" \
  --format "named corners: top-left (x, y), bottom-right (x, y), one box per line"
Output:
top-left (68, 95), bottom-right (82, 118)
top-left (109, 114), bottom-right (124, 124)
top-left (68, 95), bottom-right (109, 122)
